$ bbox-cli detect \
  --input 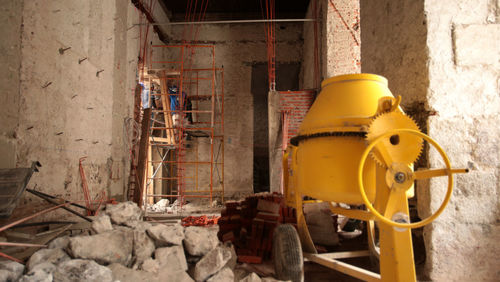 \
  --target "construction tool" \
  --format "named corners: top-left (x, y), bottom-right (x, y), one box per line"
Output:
top-left (276, 74), bottom-right (468, 282)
